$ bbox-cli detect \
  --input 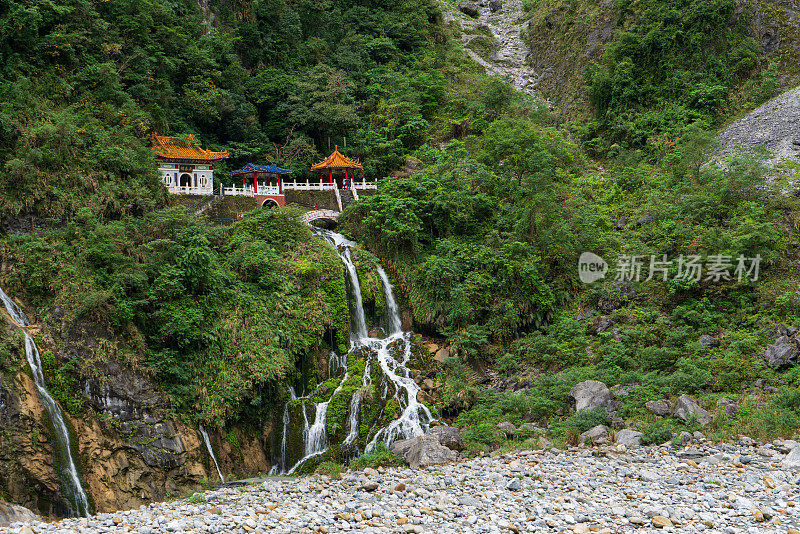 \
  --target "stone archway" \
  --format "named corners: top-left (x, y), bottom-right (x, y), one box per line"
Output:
top-left (179, 173), bottom-right (192, 187)
top-left (261, 198), bottom-right (280, 209)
